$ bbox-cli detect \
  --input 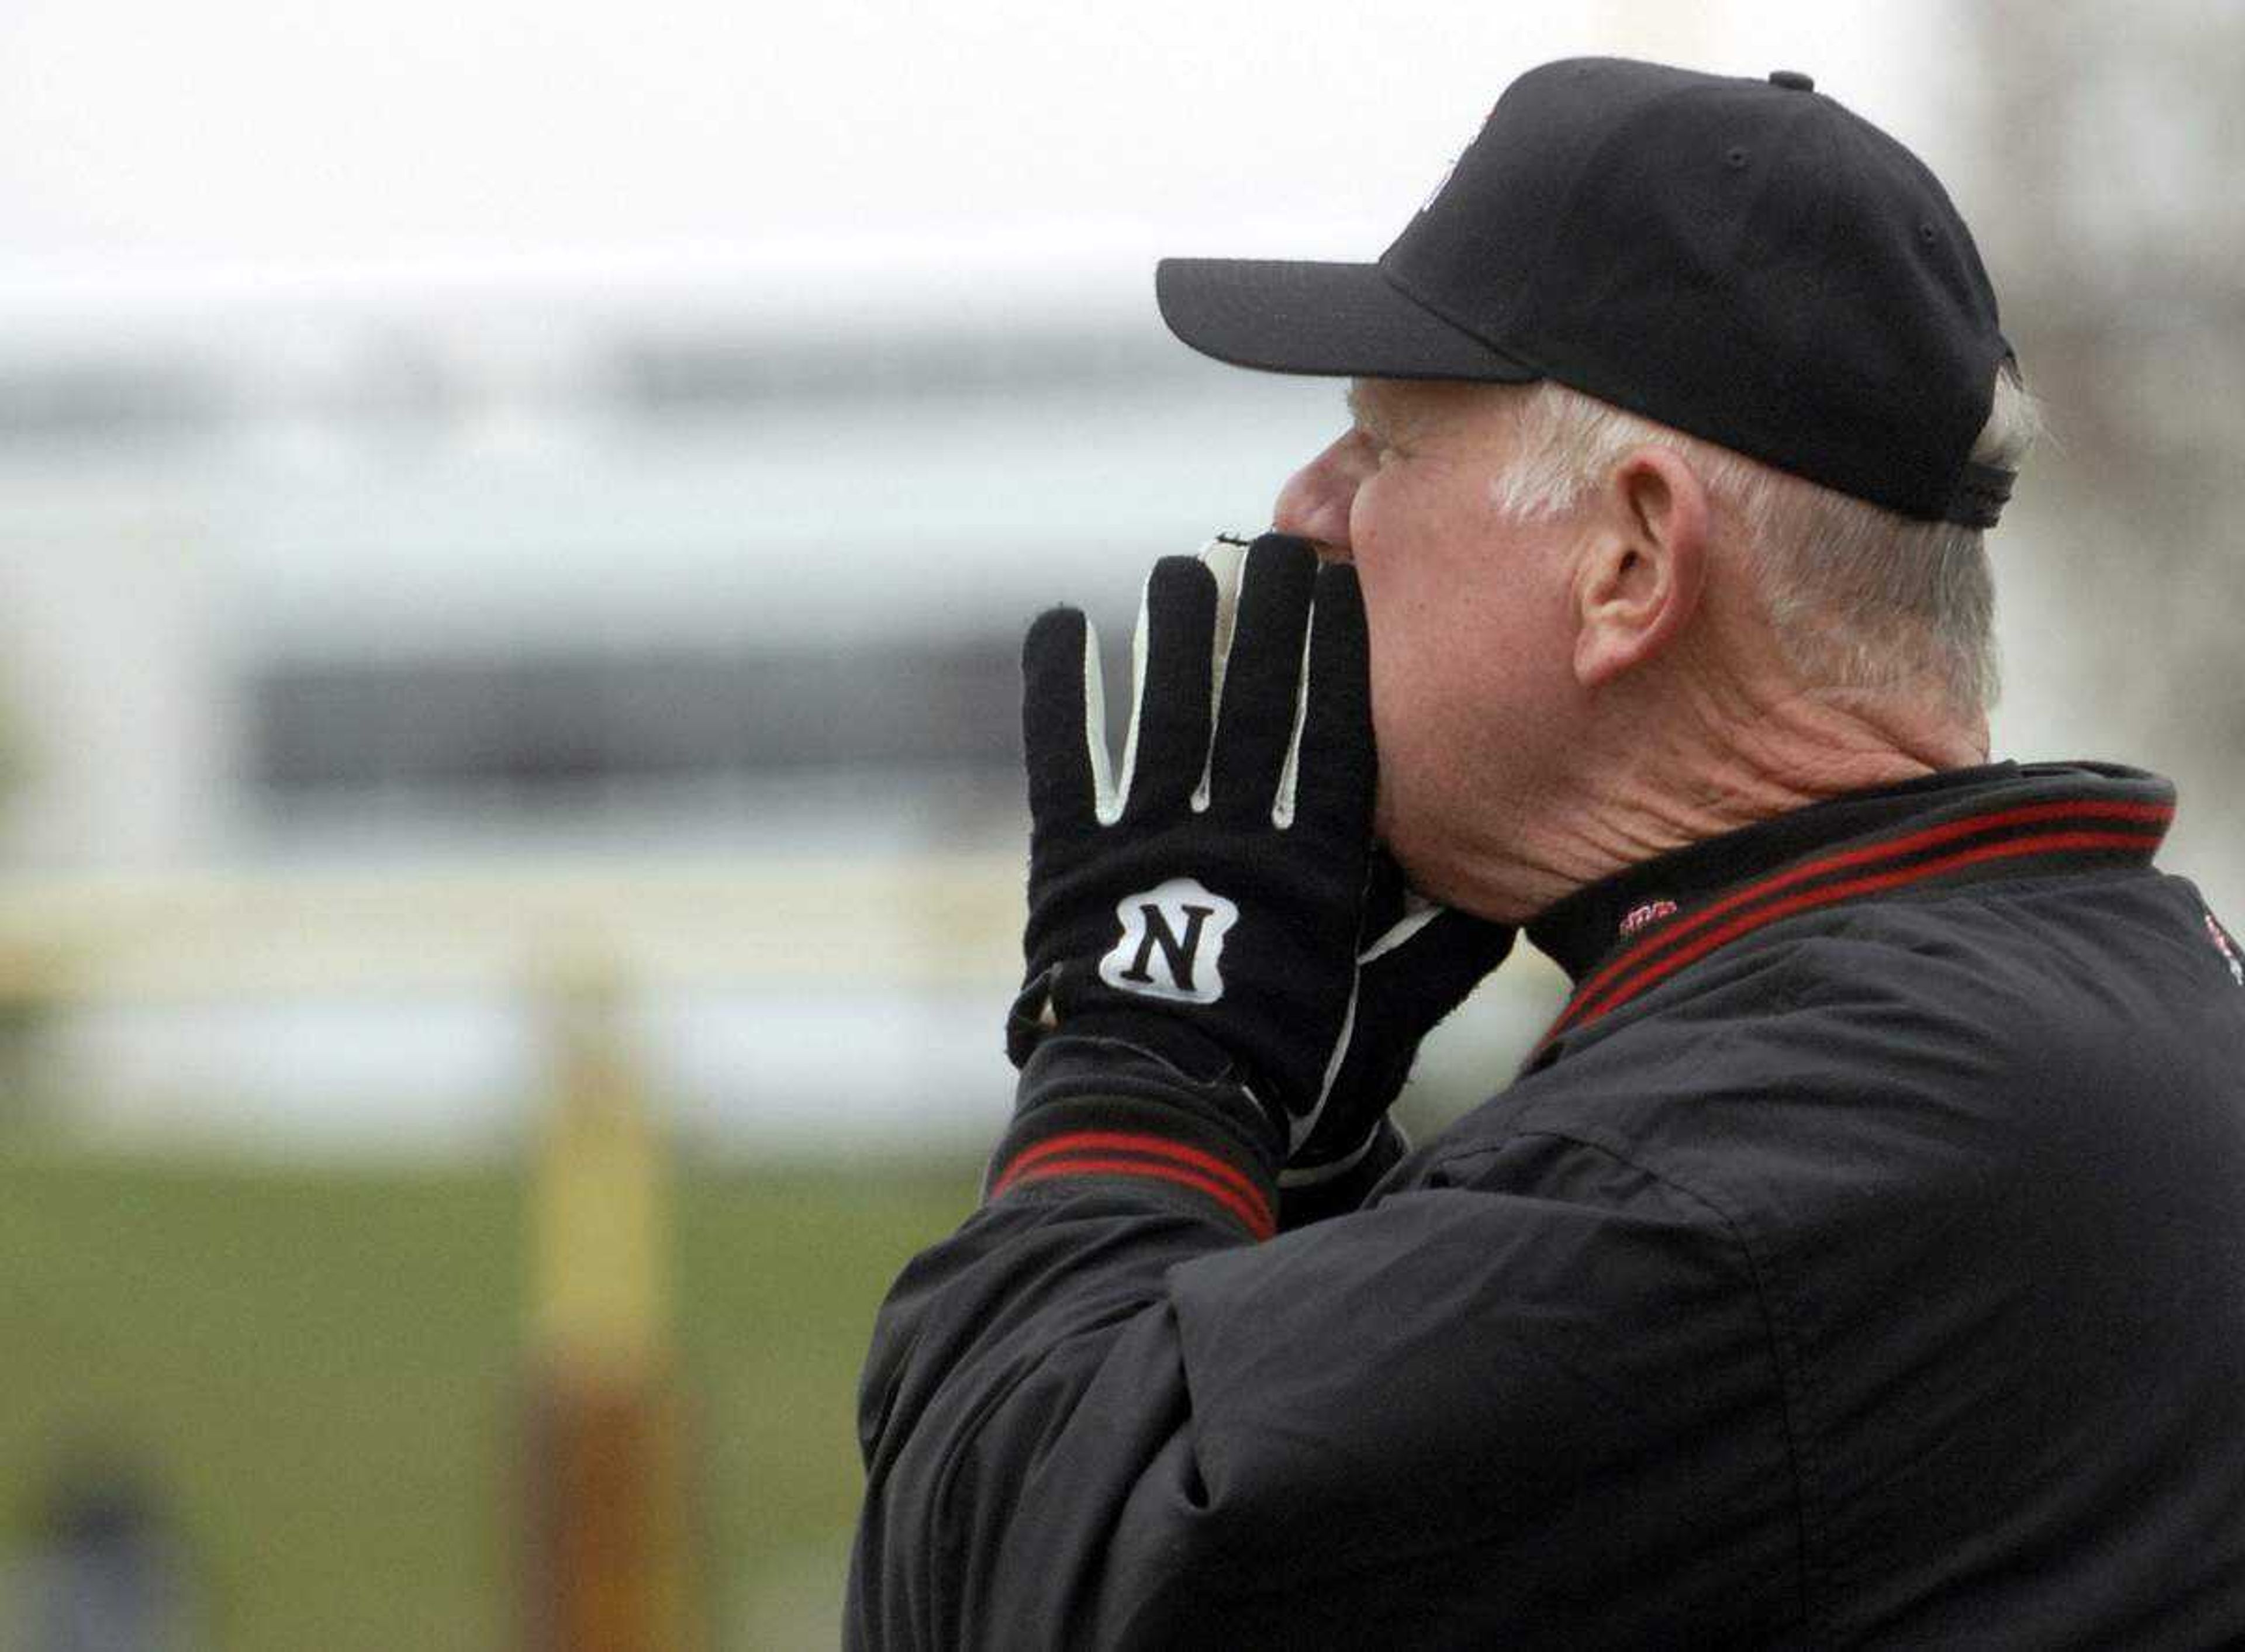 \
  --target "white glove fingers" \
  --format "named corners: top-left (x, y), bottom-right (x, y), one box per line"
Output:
top-left (1271, 620), bottom-right (1314, 830)
top-left (1359, 892), bottom-right (1443, 966)
top-left (1101, 587), bottom-right (1144, 826)
top-left (1191, 536), bottom-right (1251, 812)
top-left (1206, 538), bottom-right (1319, 820)
top-left (1286, 560), bottom-right (1376, 833)
top-left (1117, 556), bottom-right (1218, 825)
top-left (1297, 970), bottom-right (1362, 1151)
